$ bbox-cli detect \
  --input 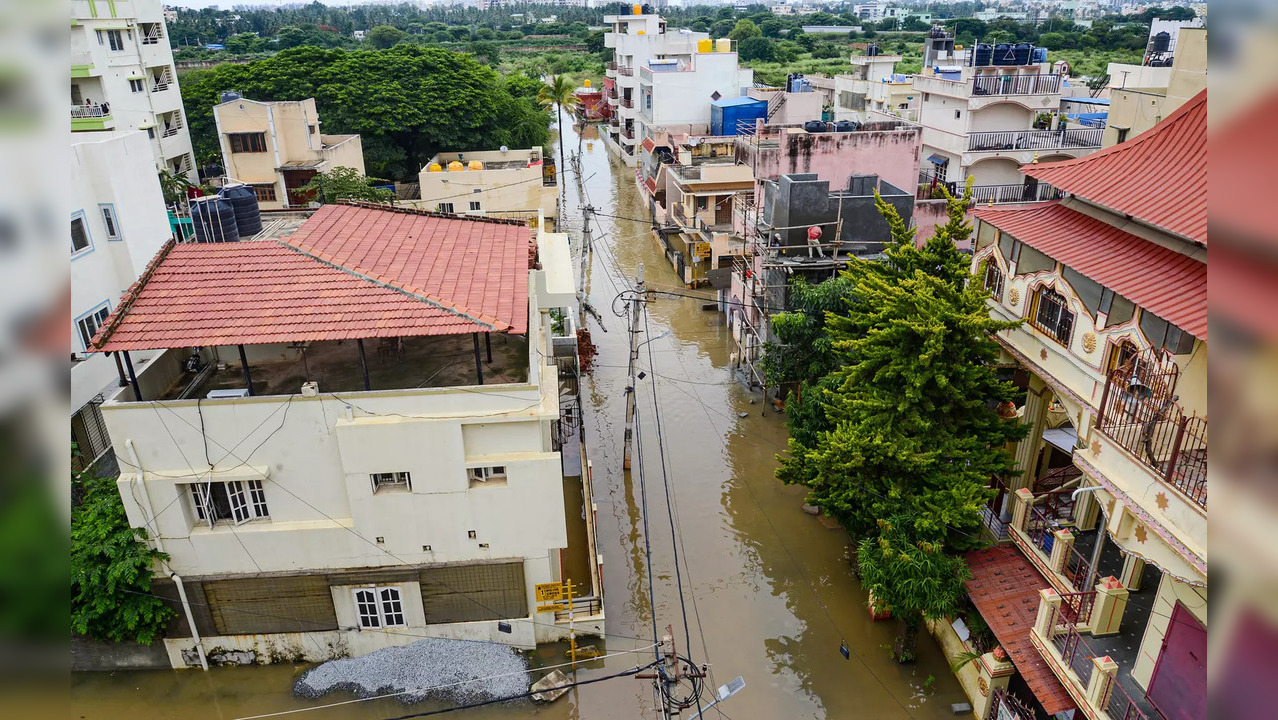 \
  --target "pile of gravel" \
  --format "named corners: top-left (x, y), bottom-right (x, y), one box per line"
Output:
top-left (294, 637), bottom-right (530, 705)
